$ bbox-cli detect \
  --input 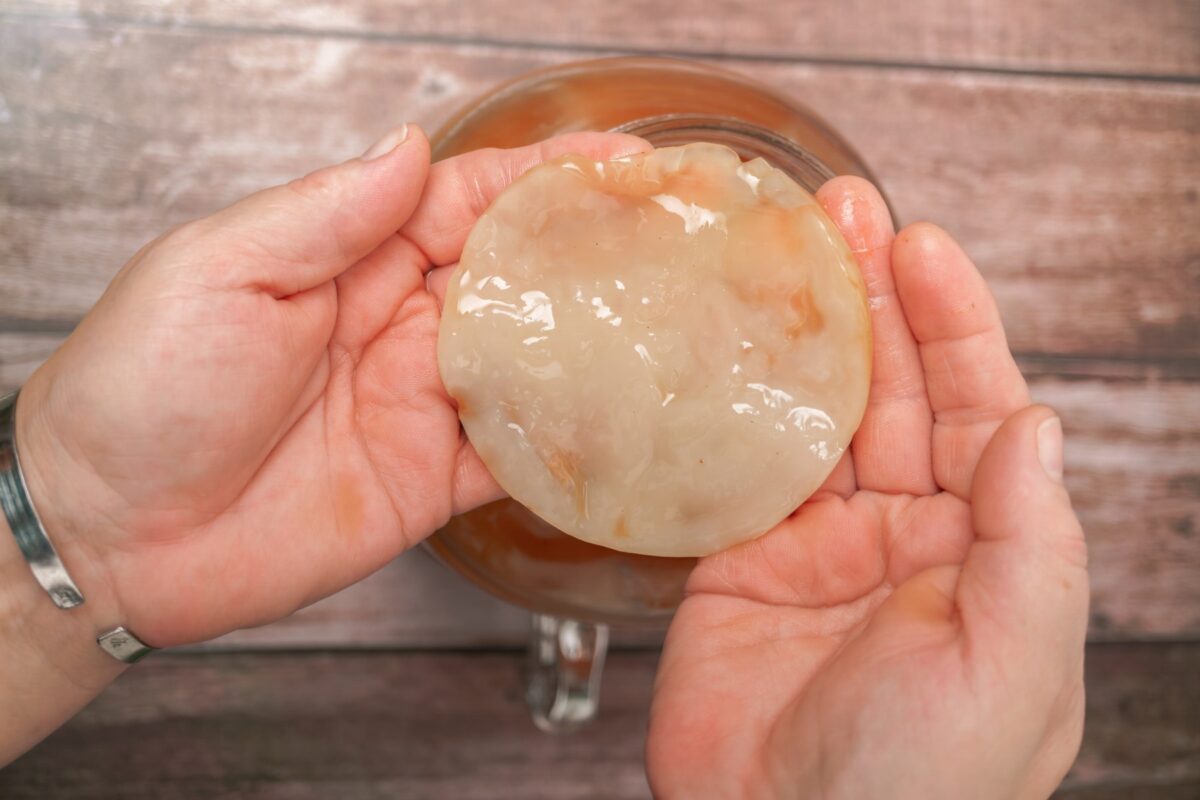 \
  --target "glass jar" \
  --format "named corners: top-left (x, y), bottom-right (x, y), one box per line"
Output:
top-left (423, 56), bottom-right (881, 730)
